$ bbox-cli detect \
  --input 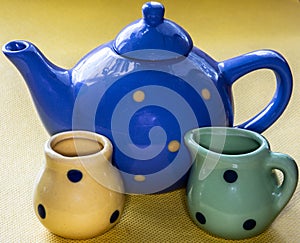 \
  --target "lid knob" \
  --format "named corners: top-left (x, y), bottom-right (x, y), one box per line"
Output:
top-left (142, 2), bottom-right (165, 27)
top-left (113, 2), bottom-right (193, 60)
